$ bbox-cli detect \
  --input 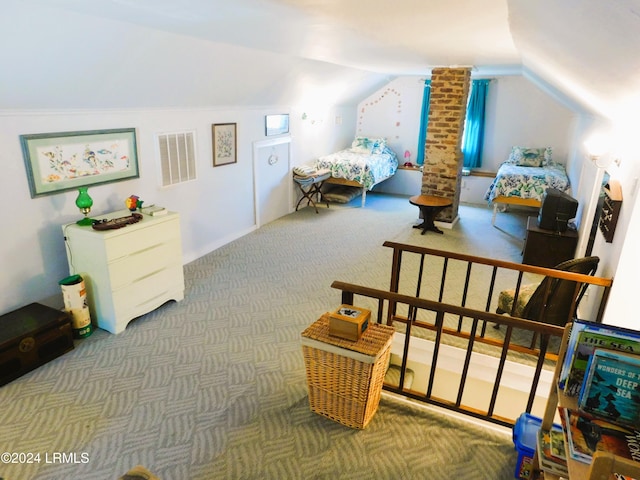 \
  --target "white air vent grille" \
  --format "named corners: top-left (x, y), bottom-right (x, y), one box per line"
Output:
top-left (157, 131), bottom-right (196, 186)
